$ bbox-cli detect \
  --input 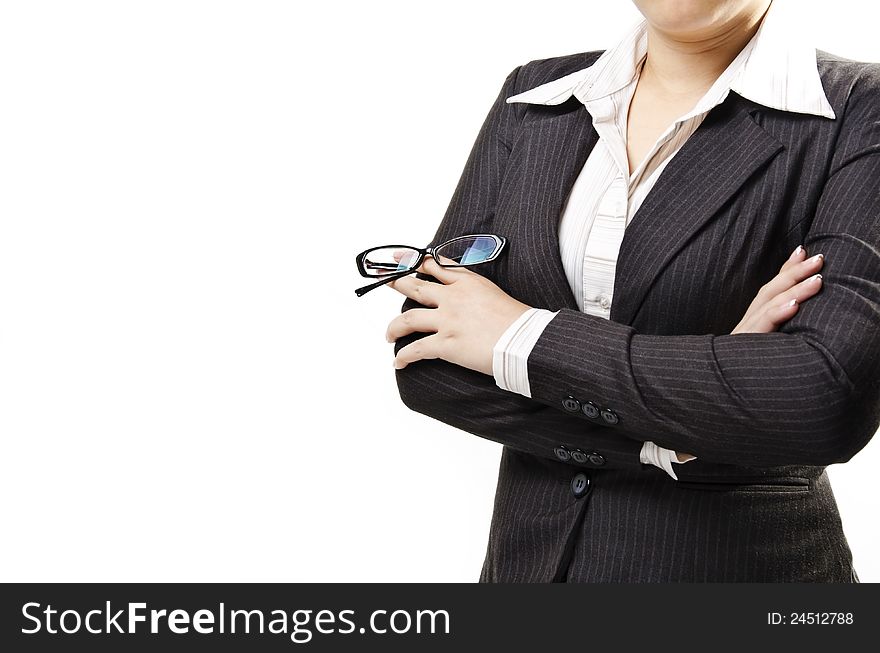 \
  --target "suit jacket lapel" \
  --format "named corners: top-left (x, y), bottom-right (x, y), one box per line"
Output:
top-left (517, 98), bottom-right (598, 312)
top-left (609, 96), bottom-right (785, 325)
top-left (514, 93), bottom-right (784, 322)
